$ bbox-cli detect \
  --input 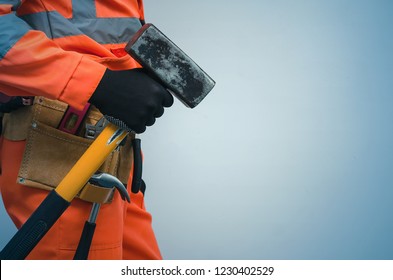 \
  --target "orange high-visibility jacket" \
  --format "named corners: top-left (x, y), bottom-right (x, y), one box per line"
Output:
top-left (0, 0), bottom-right (145, 109)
